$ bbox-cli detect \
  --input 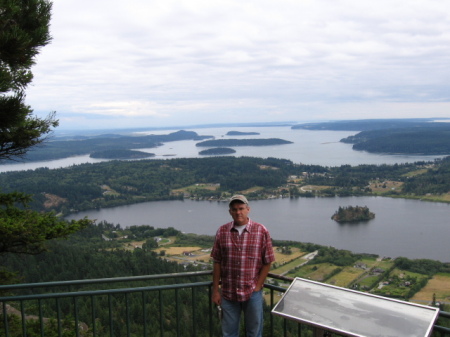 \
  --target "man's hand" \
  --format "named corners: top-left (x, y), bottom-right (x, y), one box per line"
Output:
top-left (253, 285), bottom-right (263, 292)
top-left (212, 262), bottom-right (222, 305)
top-left (212, 290), bottom-right (222, 305)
